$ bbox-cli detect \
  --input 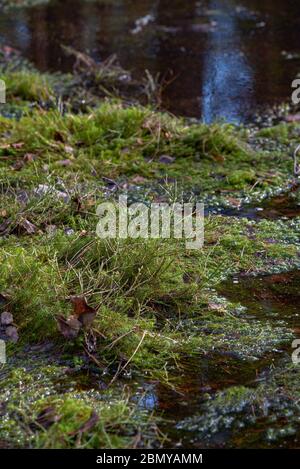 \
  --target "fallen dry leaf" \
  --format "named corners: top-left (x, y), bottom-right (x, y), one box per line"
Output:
top-left (56, 315), bottom-right (82, 339)
top-left (70, 296), bottom-right (97, 328)
top-left (11, 142), bottom-right (25, 149)
top-left (5, 326), bottom-right (19, 343)
top-left (18, 218), bottom-right (37, 235)
top-left (0, 311), bottom-right (13, 326)
top-left (212, 154), bottom-right (225, 163)
top-left (23, 153), bottom-right (37, 163)
top-left (0, 219), bottom-right (11, 235)
top-left (57, 297), bottom-right (97, 339)
top-left (0, 218), bottom-right (37, 236)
